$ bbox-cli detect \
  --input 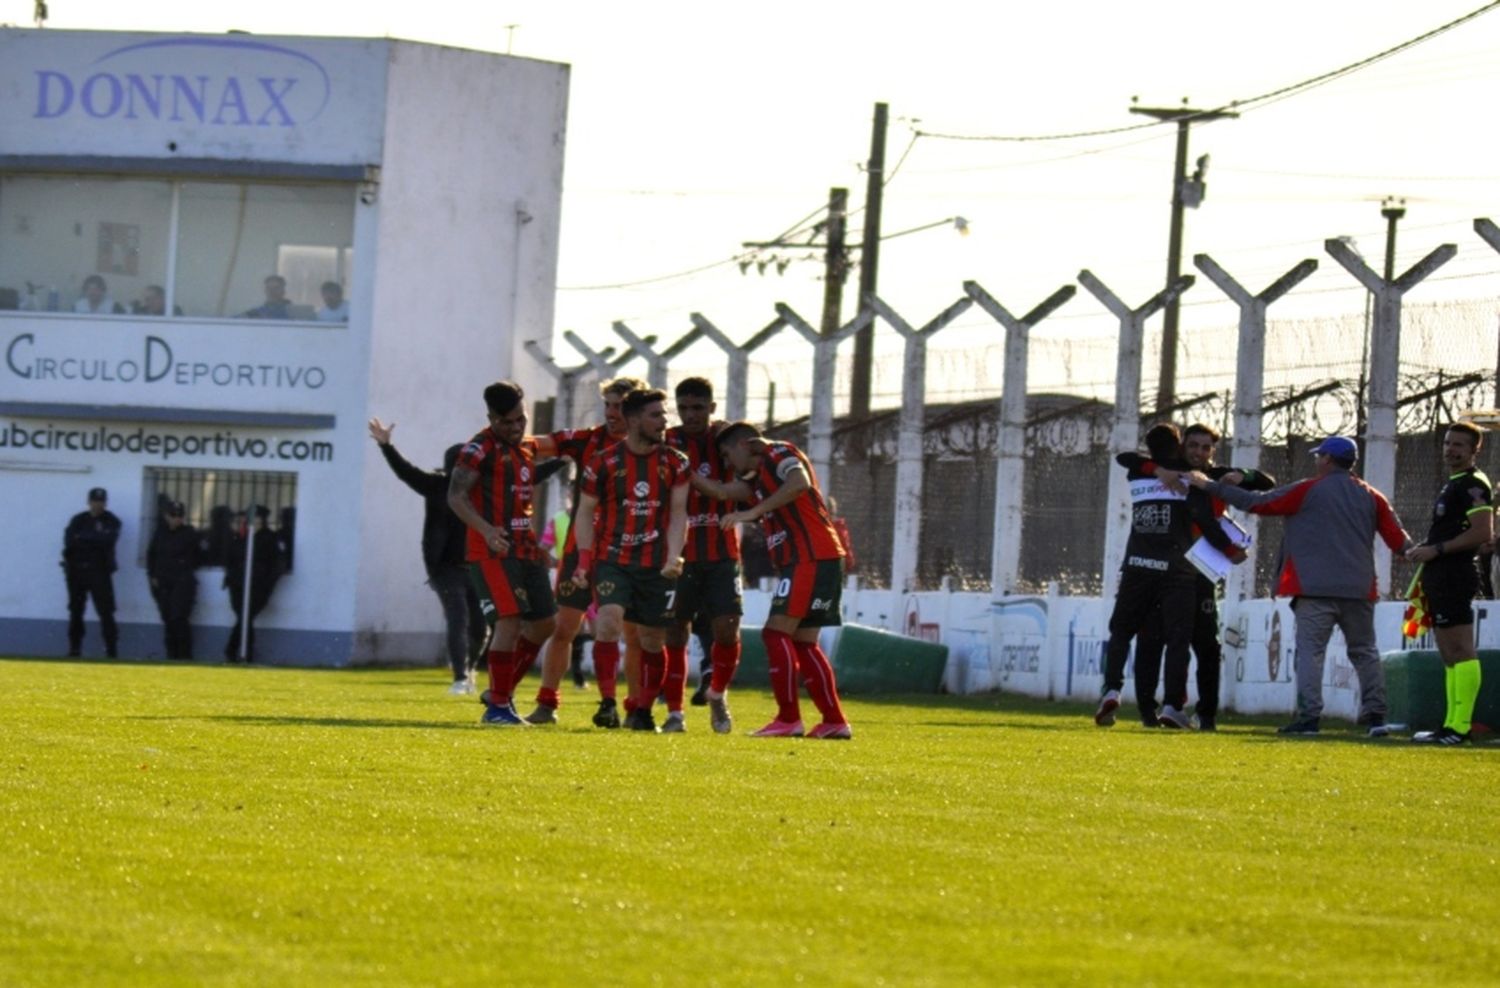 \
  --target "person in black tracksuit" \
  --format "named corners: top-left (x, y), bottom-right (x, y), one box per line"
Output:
top-left (369, 418), bottom-right (486, 688)
top-left (1123, 424), bottom-right (1275, 729)
top-left (1095, 423), bottom-right (1239, 728)
top-left (224, 507), bottom-right (283, 662)
top-left (63, 486), bottom-right (122, 658)
top-left (148, 500), bottom-right (202, 660)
